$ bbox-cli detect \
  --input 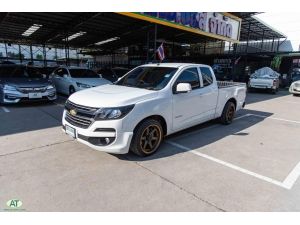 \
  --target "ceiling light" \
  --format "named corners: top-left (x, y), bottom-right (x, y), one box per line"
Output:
top-left (63, 31), bottom-right (86, 41)
top-left (22, 24), bottom-right (42, 37)
top-left (94, 37), bottom-right (120, 45)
